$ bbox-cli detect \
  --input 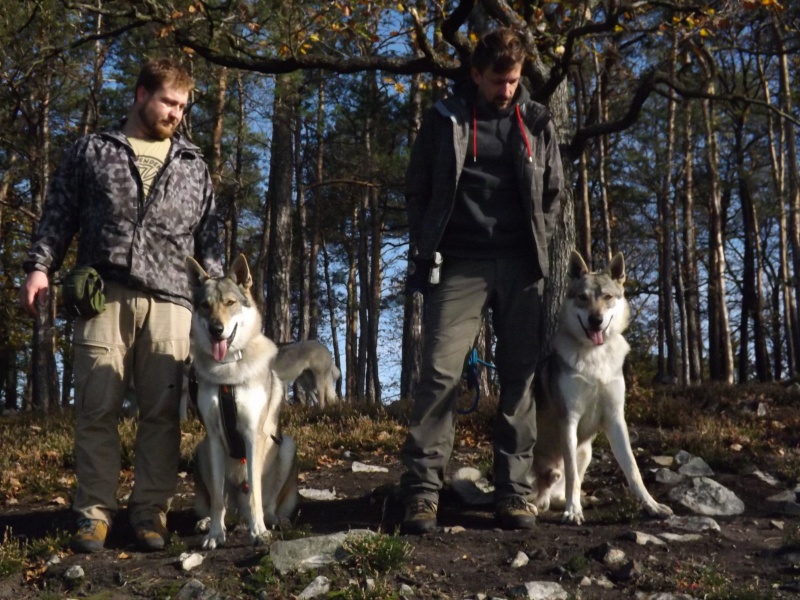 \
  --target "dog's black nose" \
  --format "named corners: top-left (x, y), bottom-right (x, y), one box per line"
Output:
top-left (588, 314), bottom-right (603, 329)
top-left (209, 323), bottom-right (225, 339)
